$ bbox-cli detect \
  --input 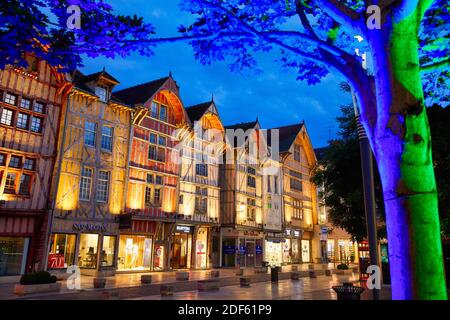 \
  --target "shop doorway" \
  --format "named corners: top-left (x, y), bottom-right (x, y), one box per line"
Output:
top-left (222, 238), bottom-right (236, 267)
top-left (245, 240), bottom-right (255, 267)
top-left (171, 232), bottom-right (192, 269)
